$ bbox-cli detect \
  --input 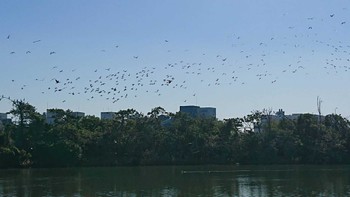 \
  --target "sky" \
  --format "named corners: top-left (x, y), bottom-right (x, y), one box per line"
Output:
top-left (0, 0), bottom-right (349, 119)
